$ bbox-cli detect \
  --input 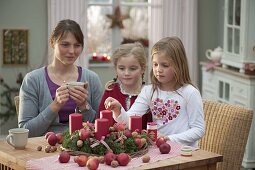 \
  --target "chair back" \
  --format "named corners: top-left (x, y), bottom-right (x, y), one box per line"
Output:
top-left (14, 96), bottom-right (19, 116)
top-left (199, 100), bottom-right (253, 170)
